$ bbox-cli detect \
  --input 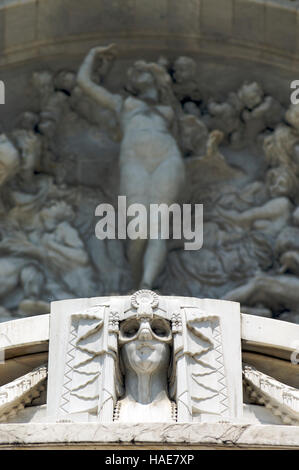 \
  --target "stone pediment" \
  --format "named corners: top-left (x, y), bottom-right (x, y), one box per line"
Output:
top-left (0, 0), bottom-right (299, 449)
